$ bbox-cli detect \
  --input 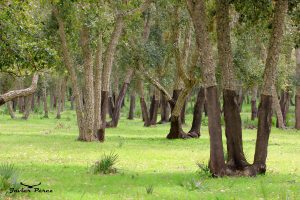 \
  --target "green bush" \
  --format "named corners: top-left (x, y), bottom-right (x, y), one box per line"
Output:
top-left (0, 163), bottom-right (20, 194)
